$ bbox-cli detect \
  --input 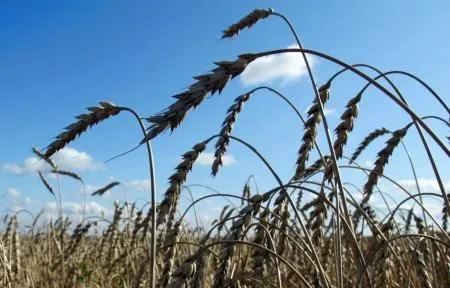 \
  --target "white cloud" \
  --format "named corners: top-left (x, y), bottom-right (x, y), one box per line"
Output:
top-left (127, 179), bottom-right (151, 192)
top-left (304, 105), bottom-right (335, 117)
top-left (125, 153), bottom-right (236, 192)
top-left (77, 184), bottom-right (101, 195)
top-left (2, 147), bottom-right (103, 175)
top-left (196, 152), bottom-right (235, 166)
top-left (45, 201), bottom-right (109, 216)
top-left (396, 178), bottom-right (450, 193)
top-left (2, 158), bottom-right (46, 175)
top-left (53, 148), bottom-right (104, 171)
top-left (240, 44), bottom-right (316, 86)
top-left (323, 108), bottom-right (336, 116)
top-left (364, 160), bottom-right (374, 168)
top-left (44, 201), bottom-right (110, 224)
top-left (7, 187), bottom-right (21, 198)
